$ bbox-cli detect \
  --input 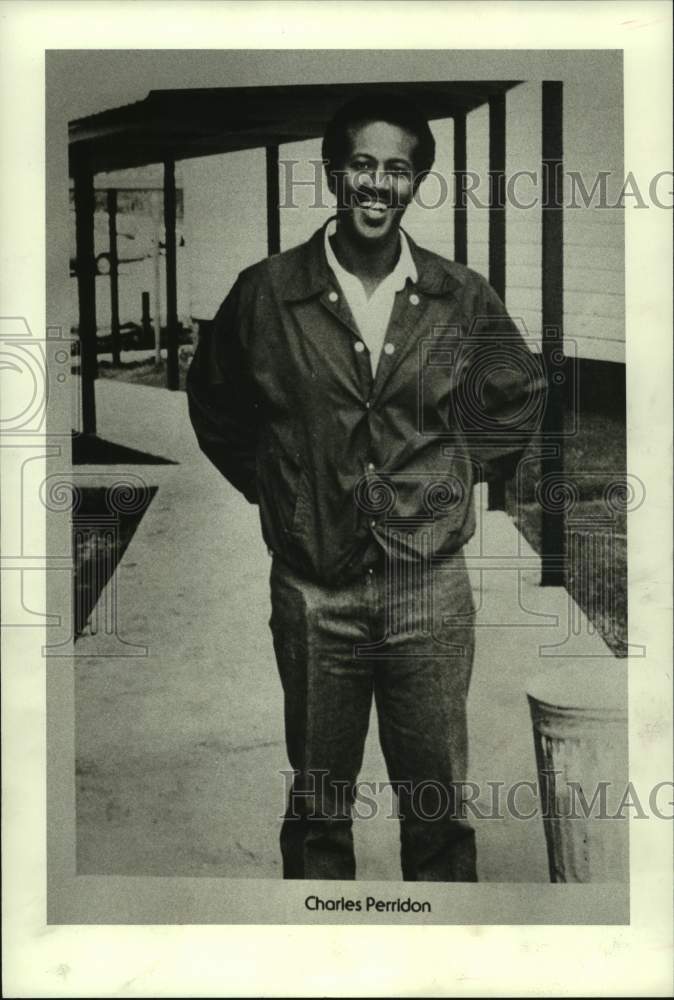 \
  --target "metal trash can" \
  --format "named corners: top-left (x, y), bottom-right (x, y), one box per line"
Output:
top-left (526, 663), bottom-right (628, 883)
